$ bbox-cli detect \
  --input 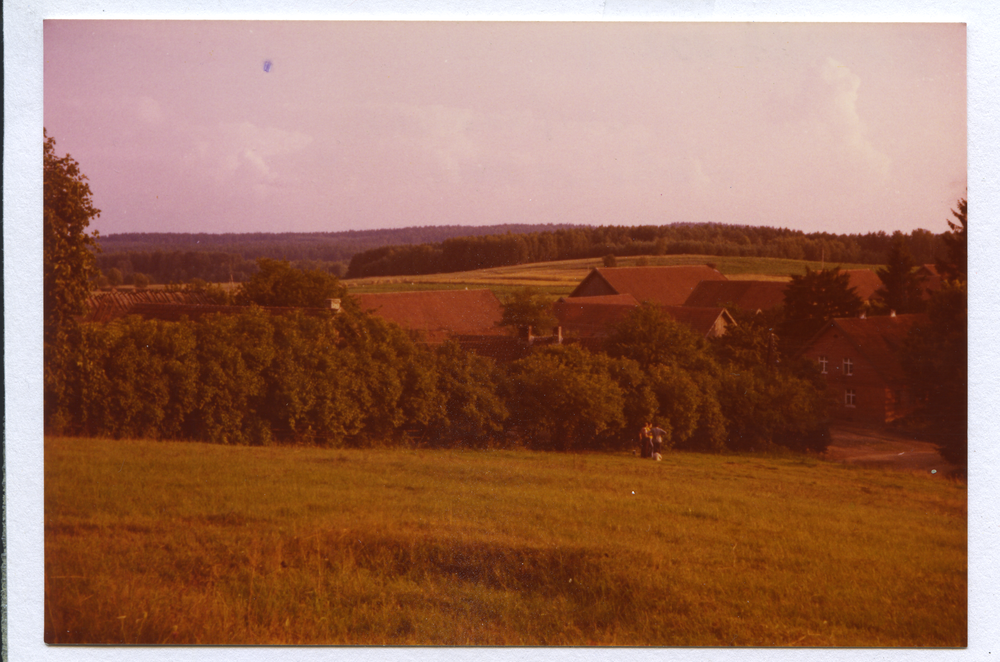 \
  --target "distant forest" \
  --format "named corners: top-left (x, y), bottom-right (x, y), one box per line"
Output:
top-left (94, 223), bottom-right (948, 285)
top-left (94, 224), bottom-right (580, 284)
